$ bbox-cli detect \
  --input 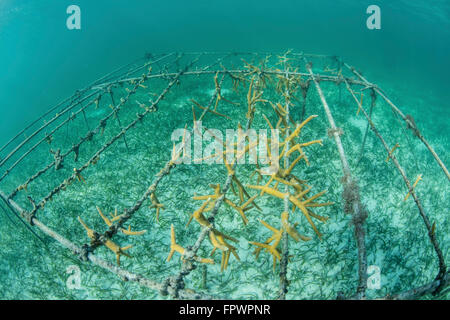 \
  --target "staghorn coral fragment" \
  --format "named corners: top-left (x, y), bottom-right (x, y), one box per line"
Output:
top-left (289, 195), bottom-right (324, 239)
top-left (355, 91), bottom-right (364, 115)
top-left (17, 183), bottom-right (28, 193)
top-left (73, 168), bottom-right (86, 183)
top-left (208, 229), bottom-right (239, 272)
top-left (213, 71), bottom-right (238, 108)
top-left (78, 215), bottom-right (133, 266)
top-left (109, 208), bottom-right (124, 222)
top-left (247, 185), bottom-right (288, 200)
top-left (120, 225), bottom-right (147, 236)
top-left (404, 174), bottom-right (423, 201)
top-left (249, 241), bottom-right (281, 261)
top-left (197, 122), bottom-right (259, 173)
top-left (279, 154), bottom-right (305, 177)
top-left (285, 140), bottom-right (323, 164)
top-left (249, 219), bottom-right (284, 272)
top-left (167, 224), bottom-right (186, 261)
top-left (282, 115), bottom-right (318, 145)
top-left (97, 206), bottom-right (113, 226)
top-left (167, 225), bottom-right (213, 265)
top-left (249, 240), bottom-right (281, 272)
top-left (186, 198), bottom-right (212, 228)
top-left (209, 229), bottom-right (228, 252)
top-left (191, 99), bottom-right (230, 120)
top-left (170, 124), bottom-right (189, 164)
top-left (97, 207), bottom-right (146, 236)
top-left (193, 184), bottom-right (222, 202)
top-left (104, 239), bottom-right (132, 266)
top-left (281, 211), bottom-right (311, 242)
top-left (149, 193), bottom-right (165, 221)
top-left (246, 76), bottom-right (267, 119)
top-left (77, 216), bottom-right (97, 240)
top-left (386, 143), bottom-right (400, 162)
top-left (224, 160), bottom-right (235, 176)
top-left (223, 198), bottom-right (250, 225)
